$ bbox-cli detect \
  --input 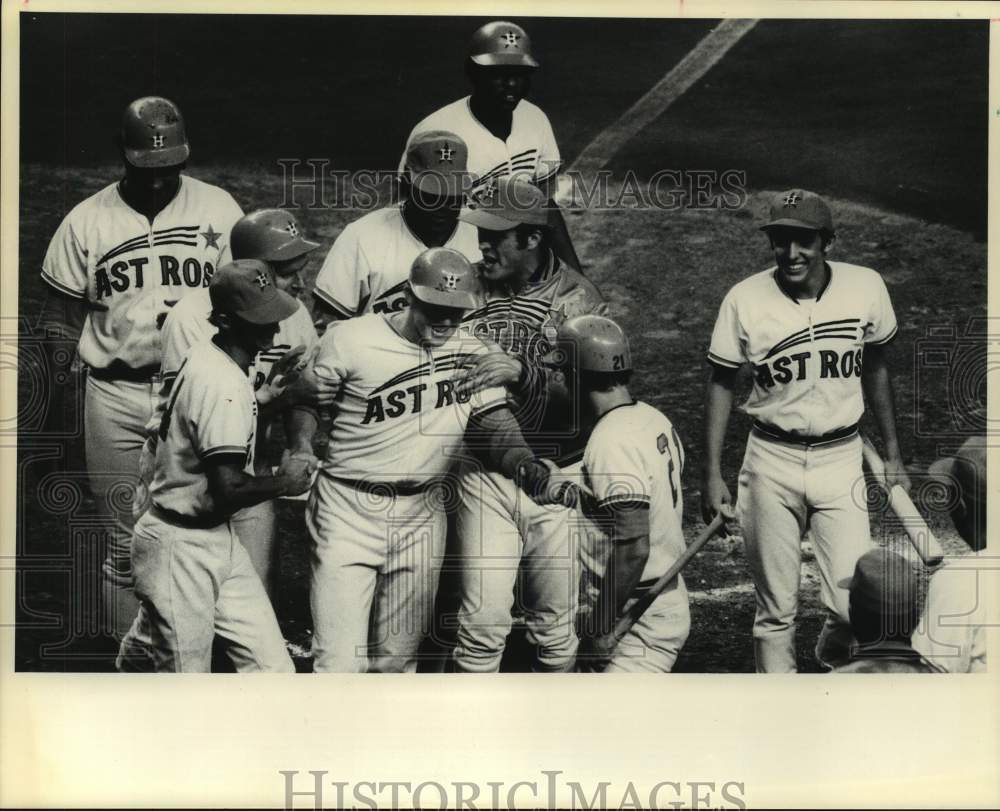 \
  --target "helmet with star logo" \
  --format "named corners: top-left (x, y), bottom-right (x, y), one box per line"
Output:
top-left (542, 314), bottom-right (632, 373)
top-left (230, 209), bottom-right (320, 263)
top-left (468, 21), bottom-right (538, 68)
top-left (120, 96), bottom-right (190, 168)
top-left (409, 247), bottom-right (481, 310)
